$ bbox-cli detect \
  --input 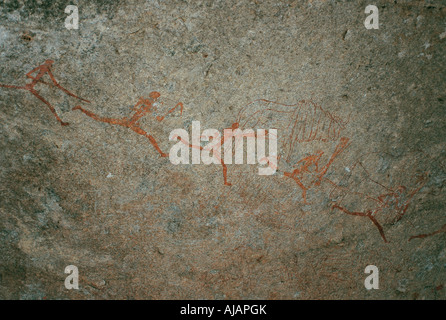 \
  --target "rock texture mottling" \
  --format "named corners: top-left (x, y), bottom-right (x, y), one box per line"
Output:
top-left (0, 0), bottom-right (445, 299)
